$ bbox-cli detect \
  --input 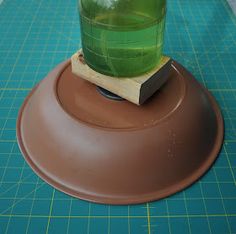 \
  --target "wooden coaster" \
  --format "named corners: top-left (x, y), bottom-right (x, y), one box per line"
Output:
top-left (71, 50), bottom-right (172, 105)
